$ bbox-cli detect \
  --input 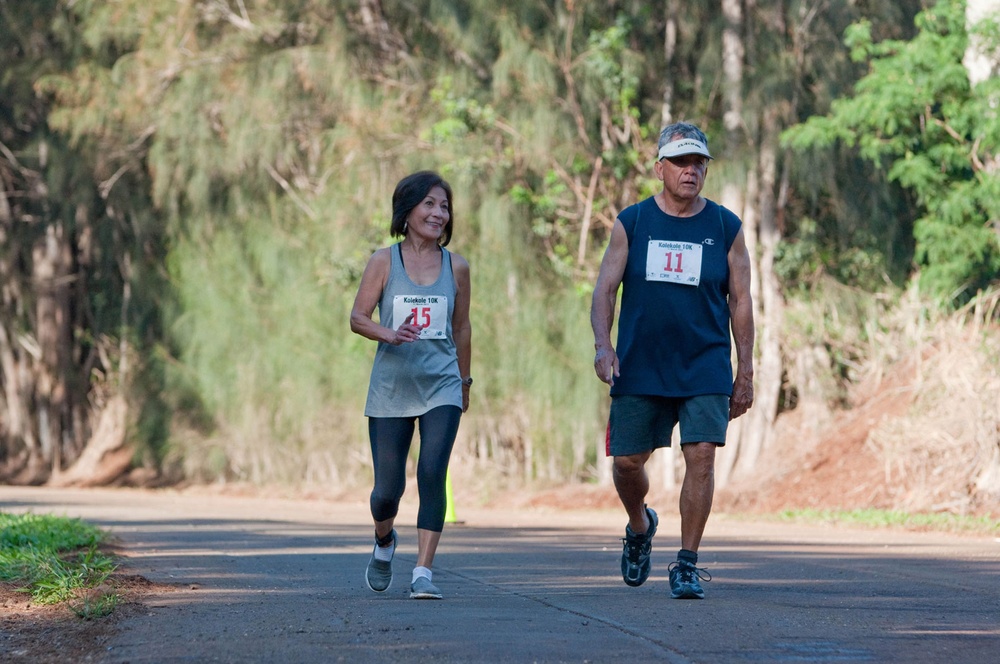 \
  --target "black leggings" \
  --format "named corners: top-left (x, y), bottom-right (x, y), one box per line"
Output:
top-left (369, 405), bottom-right (462, 532)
